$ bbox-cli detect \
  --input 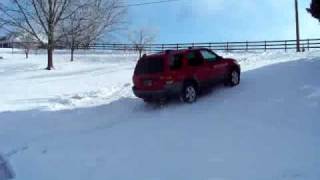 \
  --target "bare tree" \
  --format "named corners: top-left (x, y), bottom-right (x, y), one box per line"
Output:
top-left (0, 0), bottom-right (92, 70)
top-left (60, 0), bottom-right (126, 62)
top-left (128, 28), bottom-right (156, 58)
top-left (17, 31), bottom-right (39, 59)
top-left (59, 5), bottom-right (90, 62)
top-left (0, 31), bottom-right (34, 58)
top-left (0, 22), bottom-right (4, 30)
